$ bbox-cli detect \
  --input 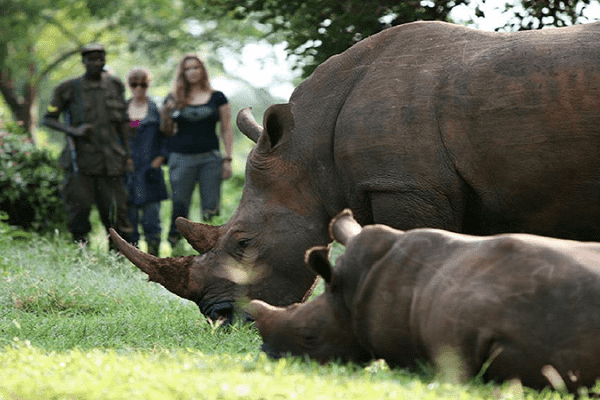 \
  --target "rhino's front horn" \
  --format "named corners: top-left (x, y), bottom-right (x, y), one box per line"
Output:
top-left (175, 217), bottom-right (220, 253)
top-left (329, 209), bottom-right (362, 245)
top-left (109, 228), bottom-right (196, 300)
top-left (237, 107), bottom-right (263, 143)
